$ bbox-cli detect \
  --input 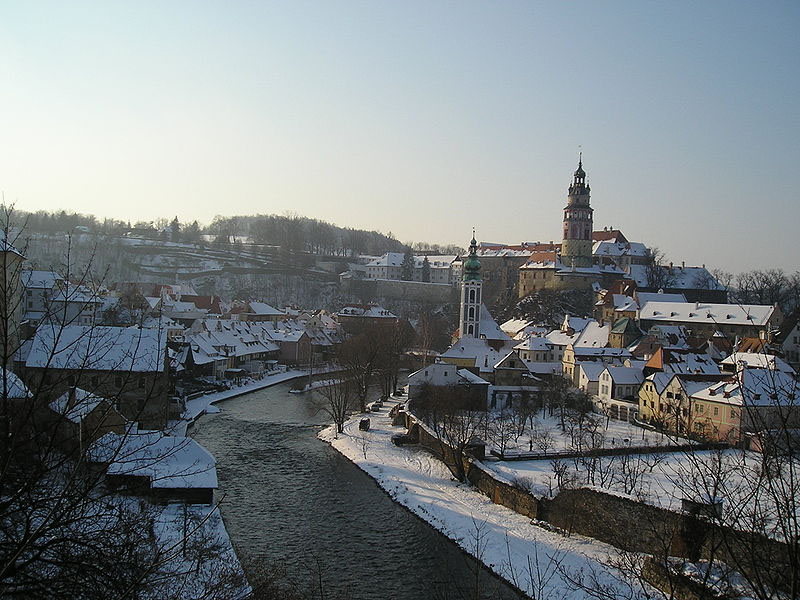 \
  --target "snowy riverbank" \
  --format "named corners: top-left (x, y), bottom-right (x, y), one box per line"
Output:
top-left (319, 399), bottom-right (652, 599)
top-left (172, 369), bottom-right (307, 435)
